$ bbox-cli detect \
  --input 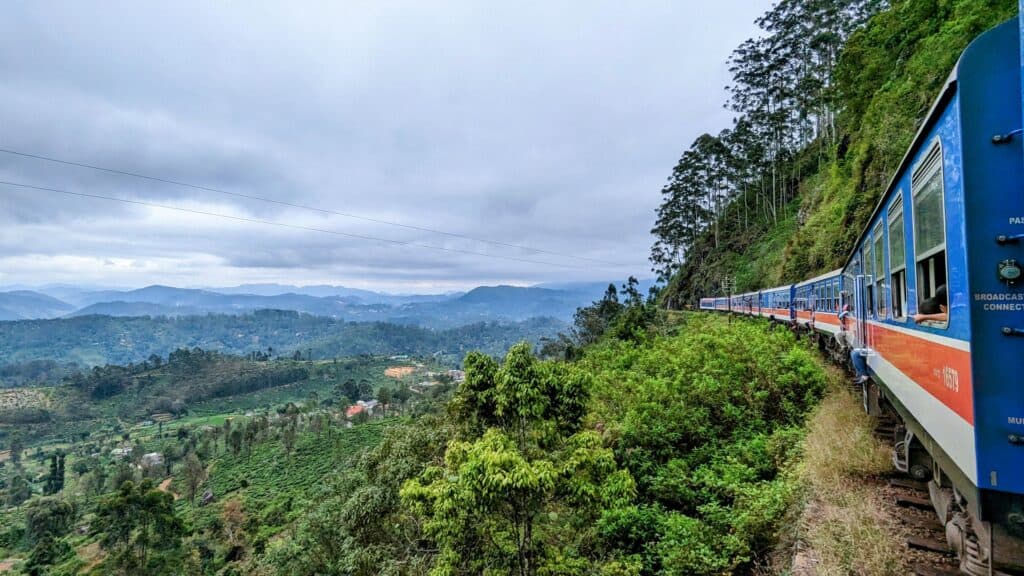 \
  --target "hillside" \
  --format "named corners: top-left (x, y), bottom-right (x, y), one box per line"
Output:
top-left (0, 311), bottom-right (566, 372)
top-left (653, 0), bottom-right (1018, 303)
top-left (0, 307), bottom-right (846, 575)
top-left (0, 282), bottom-right (629, 328)
top-left (0, 291), bottom-right (75, 321)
